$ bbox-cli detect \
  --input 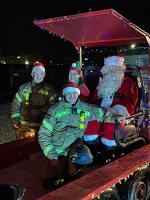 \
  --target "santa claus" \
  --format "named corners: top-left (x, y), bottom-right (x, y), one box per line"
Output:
top-left (84, 56), bottom-right (138, 148)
